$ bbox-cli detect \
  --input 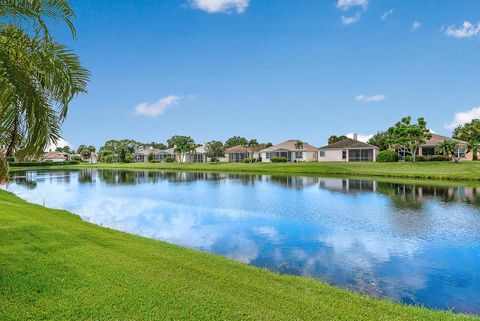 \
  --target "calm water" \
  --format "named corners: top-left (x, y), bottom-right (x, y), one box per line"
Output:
top-left (4, 169), bottom-right (480, 314)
